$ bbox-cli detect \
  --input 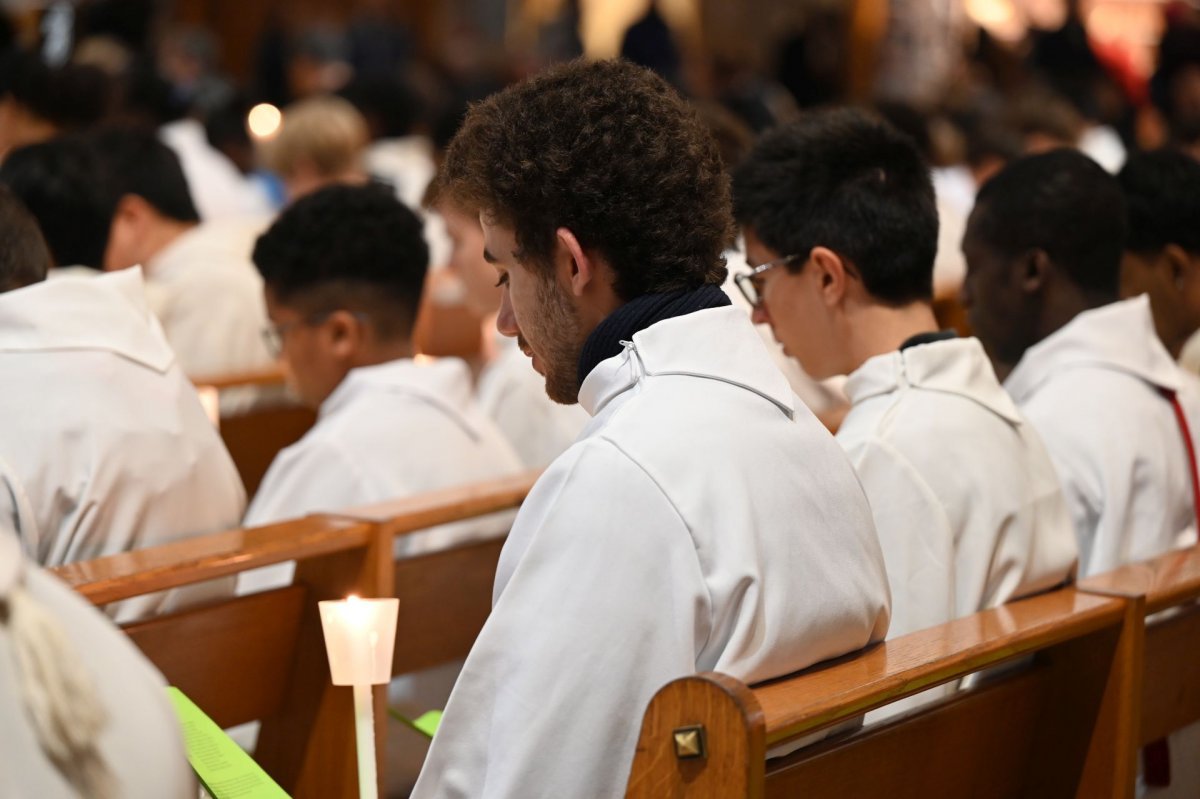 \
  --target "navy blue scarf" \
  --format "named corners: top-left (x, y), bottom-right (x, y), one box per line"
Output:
top-left (577, 283), bottom-right (731, 386)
